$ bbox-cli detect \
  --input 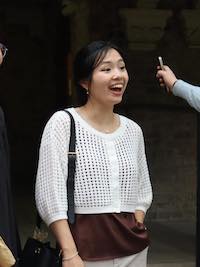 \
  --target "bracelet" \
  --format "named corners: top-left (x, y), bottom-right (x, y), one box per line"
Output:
top-left (172, 80), bottom-right (178, 89)
top-left (62, 251), bottom-right (78, 261)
